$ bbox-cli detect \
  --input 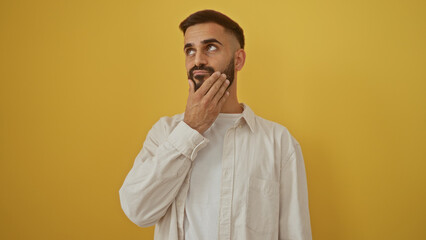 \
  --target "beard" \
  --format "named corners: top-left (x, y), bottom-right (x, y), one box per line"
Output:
top-left (187, 57), bottom-right (235, 91)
